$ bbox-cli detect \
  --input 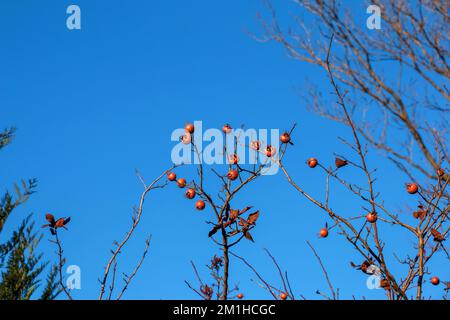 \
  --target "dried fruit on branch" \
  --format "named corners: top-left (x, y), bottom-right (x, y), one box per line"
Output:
top-left (167, 172), bottom-right (177, 181)
top-left (227, 169), bottom-right (239, 181)
top-left (319, 227), bottom-right (328, 238)
top-left (195, 200), bottom-right (205, 210)
top-left (177, 178), bottom-right (187, 188)
top-left (185, 188), bottom-right (196, 199)
top-left (406, 183), bottom-right (419, 194)
top-left (185, 123), bottom-right (195, 134)
top-left (366, 212), bottom-right (378, 223)
top-left (280, 132), bottom-right (292, 144)
top-left (307, 157), bottom-right (318, 168)
top-left (265, 146), bottom-right (276, 157)
top-left (431, 276), bottom-right (440, 286)
top-left (222, 124), bottom-right (232, 134)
